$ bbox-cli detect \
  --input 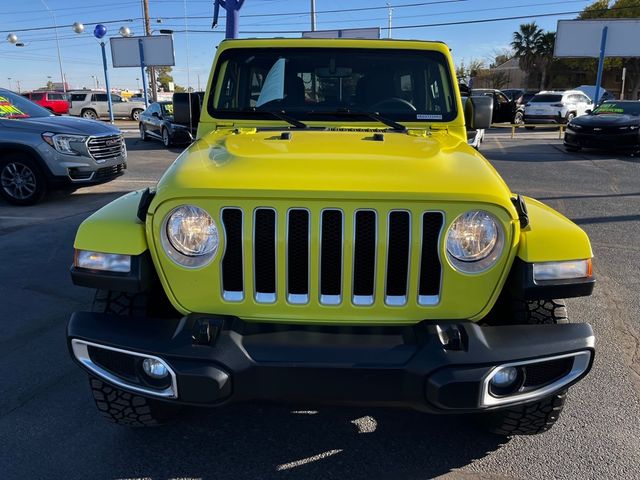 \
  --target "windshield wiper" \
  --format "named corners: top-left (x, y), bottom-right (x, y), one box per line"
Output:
top-left (307, 109), bottom-right (407, 132)
top-left (243, 107), bottom-right (307, 129)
